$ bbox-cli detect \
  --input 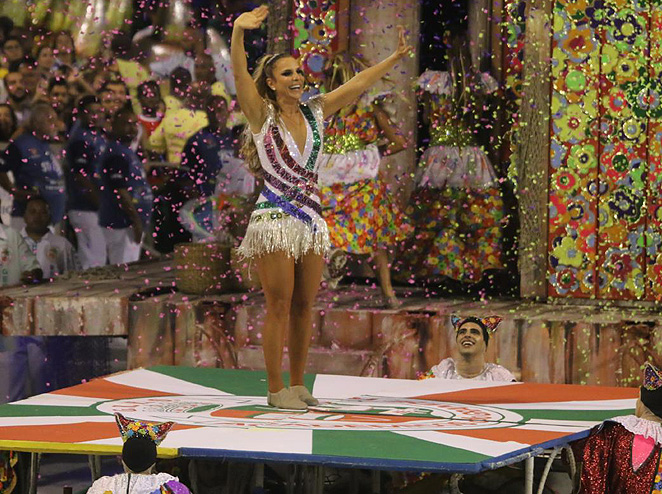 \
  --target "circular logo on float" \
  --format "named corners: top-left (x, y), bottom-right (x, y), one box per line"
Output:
top-left (96, 395), bottom-right (523, 431)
